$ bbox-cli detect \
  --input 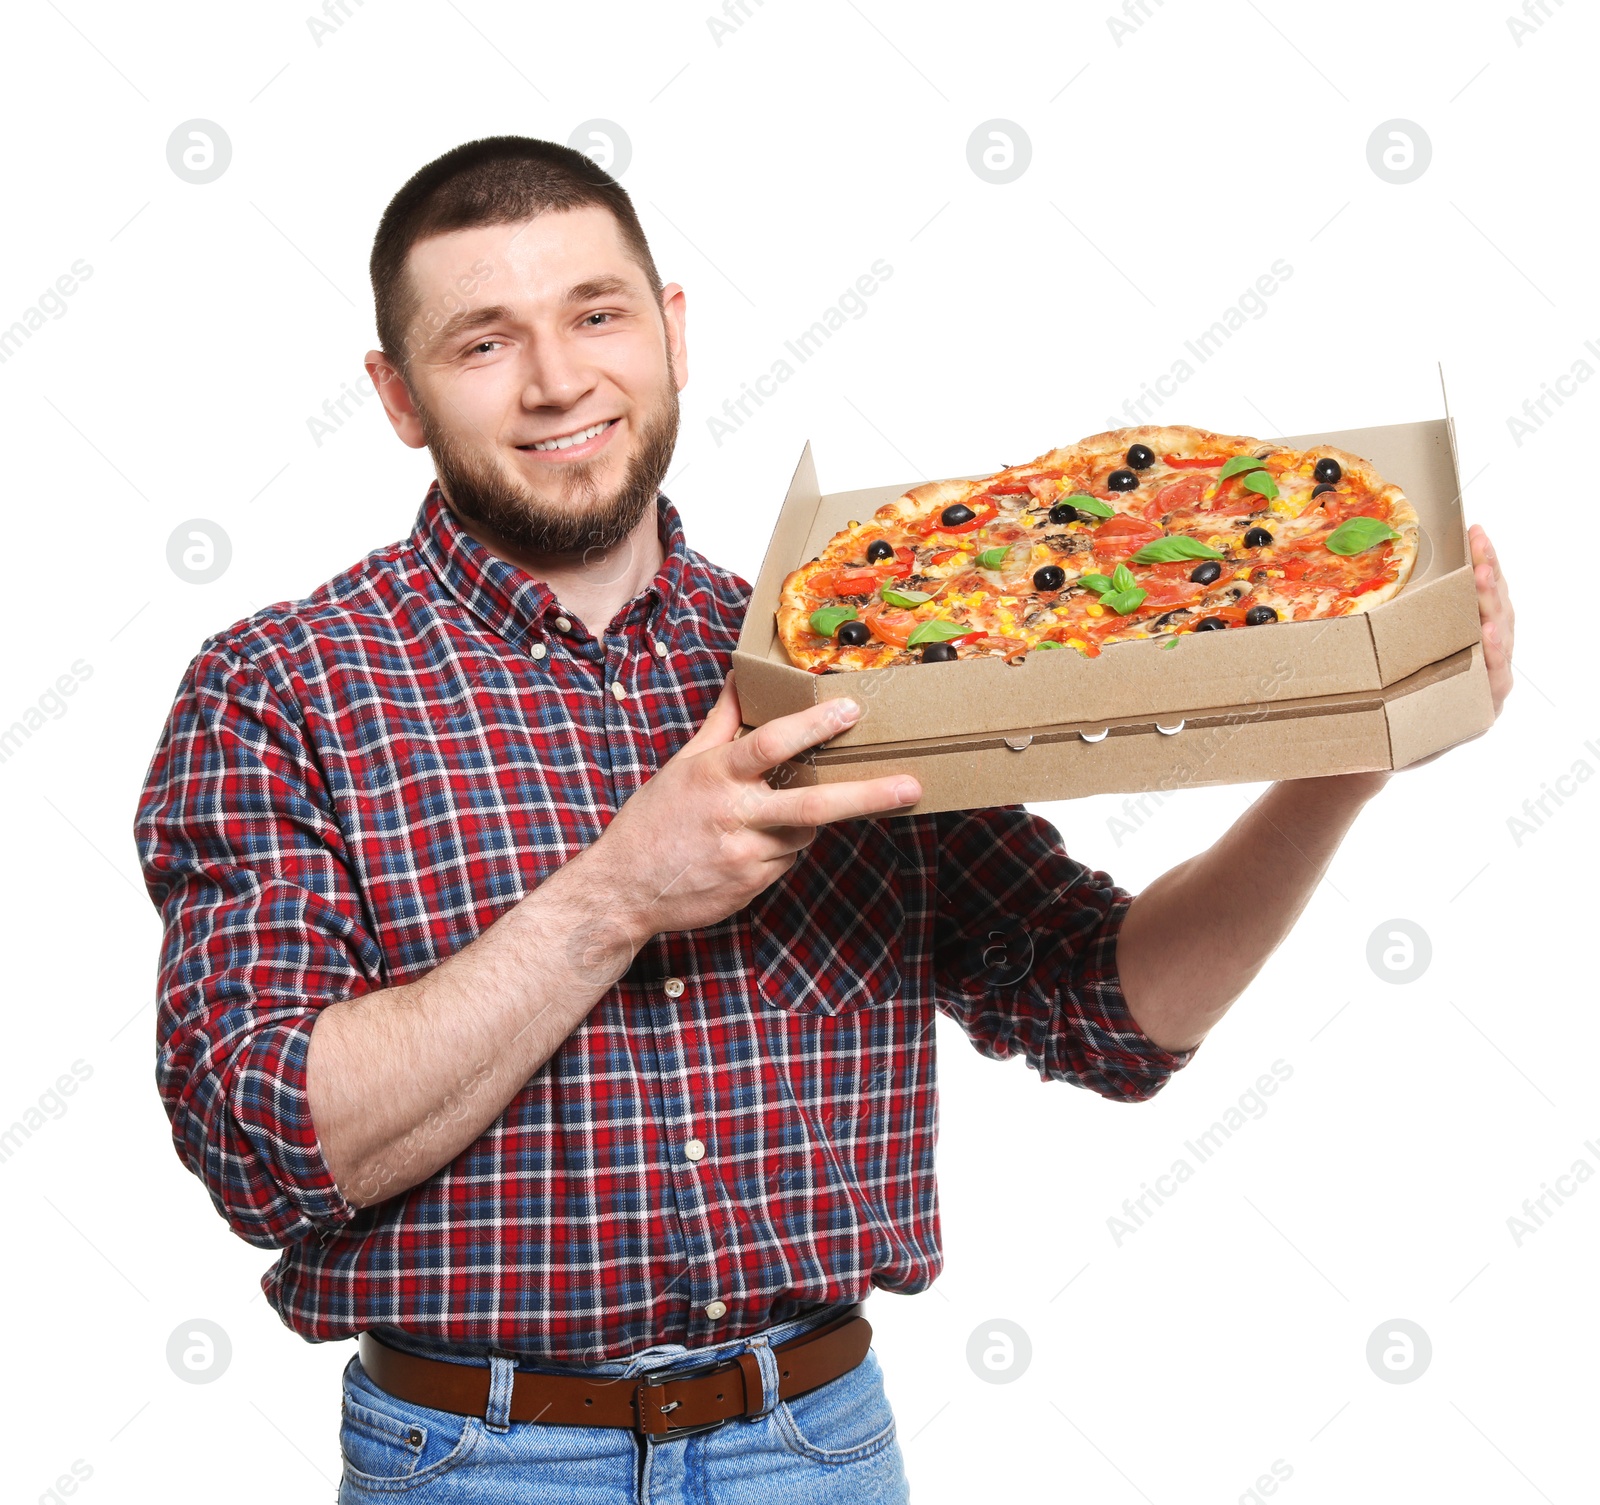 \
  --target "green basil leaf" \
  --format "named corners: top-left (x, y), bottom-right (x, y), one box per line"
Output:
top-left (1160, 635), bottom-right (1180, 650)
top-left (1325, 516), bottom-right (1401, 556)
top-left (1129, 536), bottom-right (1225, 564)
top-left (1067, 494), bottom-right (1115, 518)
top-left (1111, 562), bottom-right (1137, 593)
top-left (1219, 455), bottom-right (1269, 481)
top-left (1099, 586), bottom-right (1148, 615)
top-left (808, 605), bottom-right (859, 638)
top-left (1077, 572), bottom-right (1115, 594)
top-left (905, 618), bottom-right (973, 647)
top-left (880, 585), bottom-right (932, 607)
top-left (976, 546), bottom-right (1009, 569)
top-left (1034, 639), bottom-right (1063, 650)
top-left (1242, 470), bottom-right (1280, 501)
